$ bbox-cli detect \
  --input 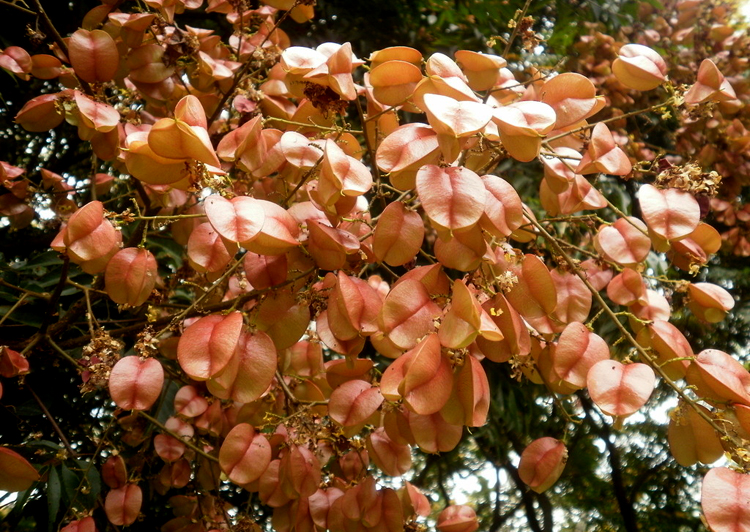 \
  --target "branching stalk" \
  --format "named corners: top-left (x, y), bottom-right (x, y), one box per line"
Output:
top-left (523, 206), bottom-right (745, 453)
